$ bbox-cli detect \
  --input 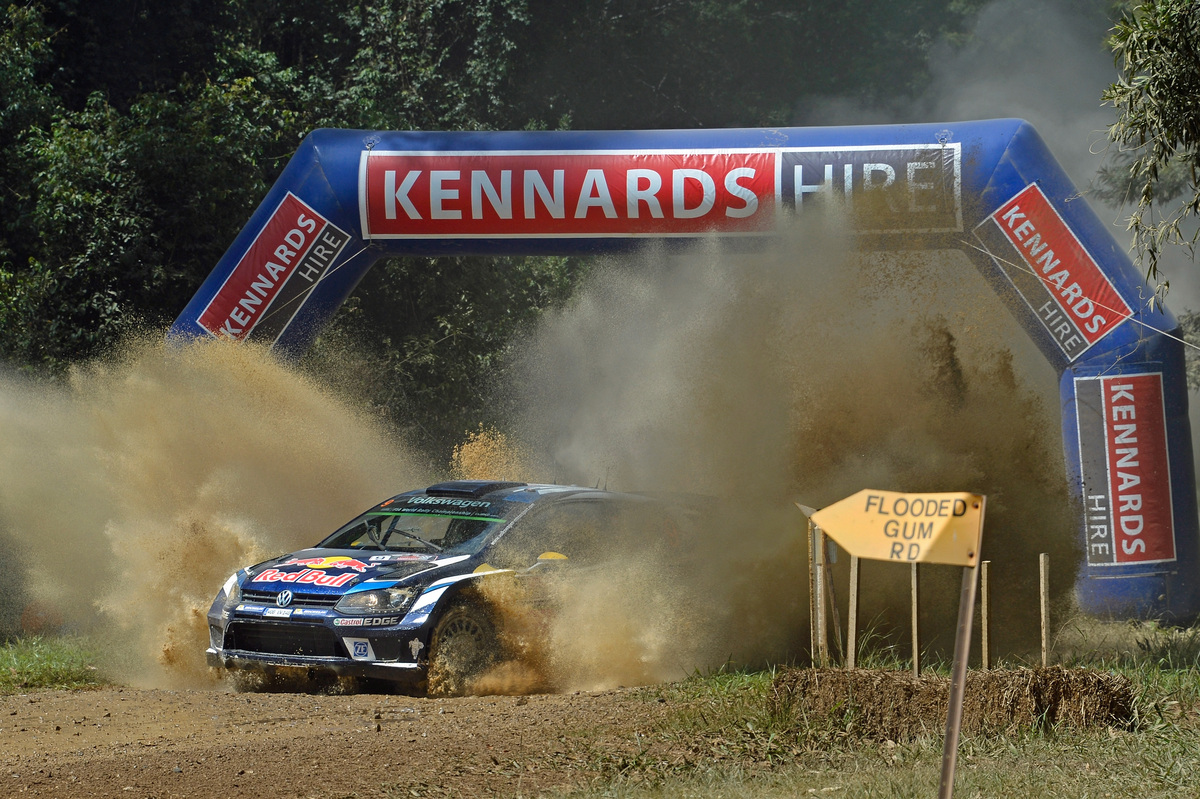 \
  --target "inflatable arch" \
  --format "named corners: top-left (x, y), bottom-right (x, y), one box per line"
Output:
top-left (170, 120), bottom-right (1198, 621)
